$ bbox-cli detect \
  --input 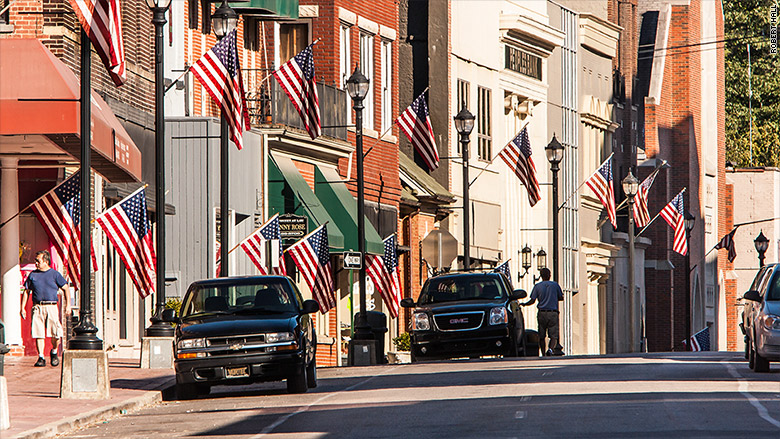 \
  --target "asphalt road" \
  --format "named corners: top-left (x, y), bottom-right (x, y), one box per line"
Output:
top-left (62, 352), bottom-right (780, 438)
